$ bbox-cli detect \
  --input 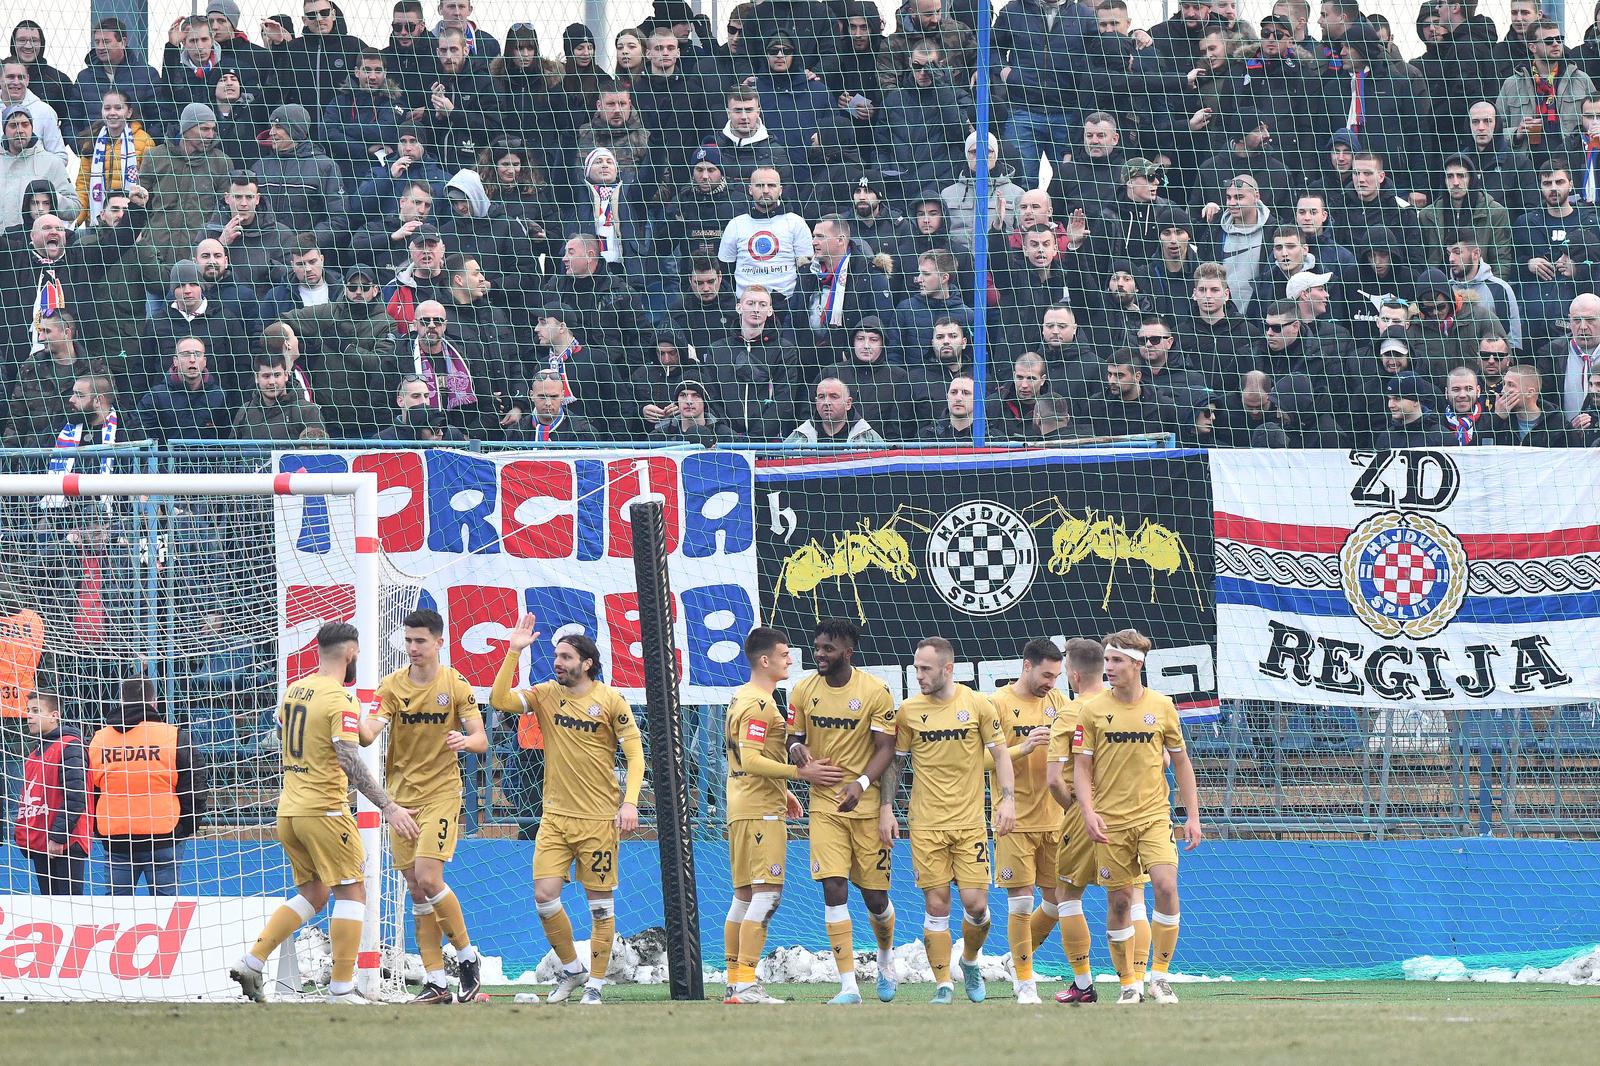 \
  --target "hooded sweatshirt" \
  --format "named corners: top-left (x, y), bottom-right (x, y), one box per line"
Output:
top-left (940, 162), bottom-right (1024, 255)
top-left (1217, 203), bottom-right (1272, 315)
top-left (1449, 258), bottom-right (1522, 350)
top-left (0, 130), bottom-right (78, 230)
